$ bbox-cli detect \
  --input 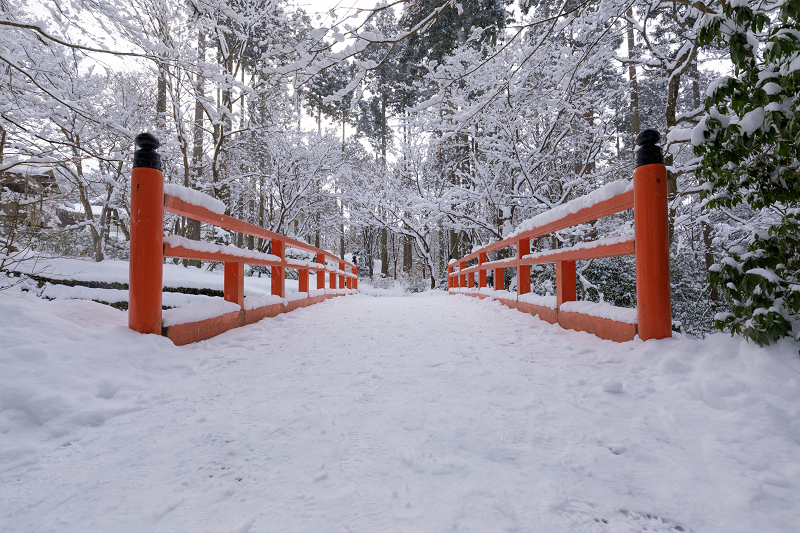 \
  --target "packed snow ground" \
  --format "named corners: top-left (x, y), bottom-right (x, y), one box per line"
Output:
top-left (1, 290), bottom-right (800, 532)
